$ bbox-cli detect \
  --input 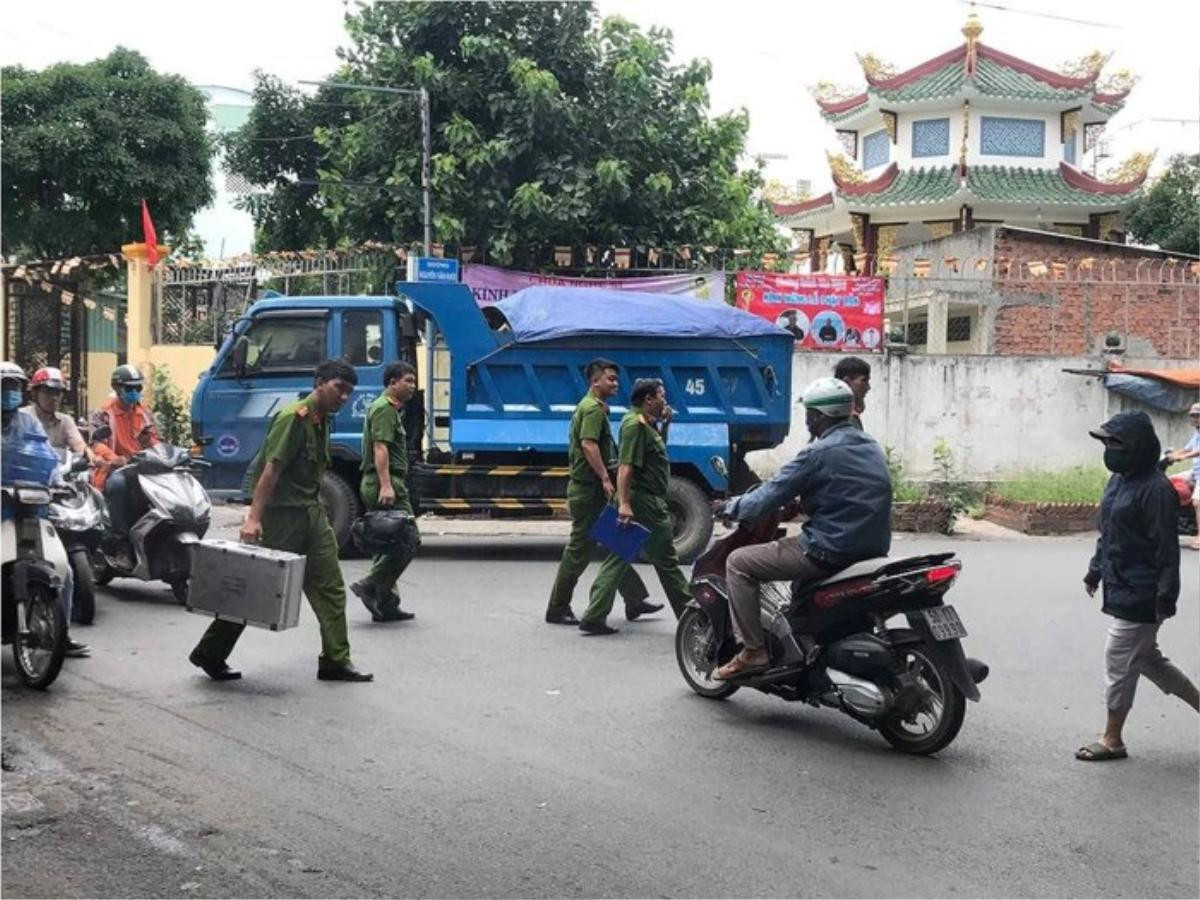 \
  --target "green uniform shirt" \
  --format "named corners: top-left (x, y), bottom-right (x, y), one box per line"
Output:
top-left (617, 406), bottom-right (669, 498)
top-left (567, 393), bottom-right (615, 487)
top-left (360, 392), bottom-right (408, 478)
top-left (247, 395), bottom-right (330, 508)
